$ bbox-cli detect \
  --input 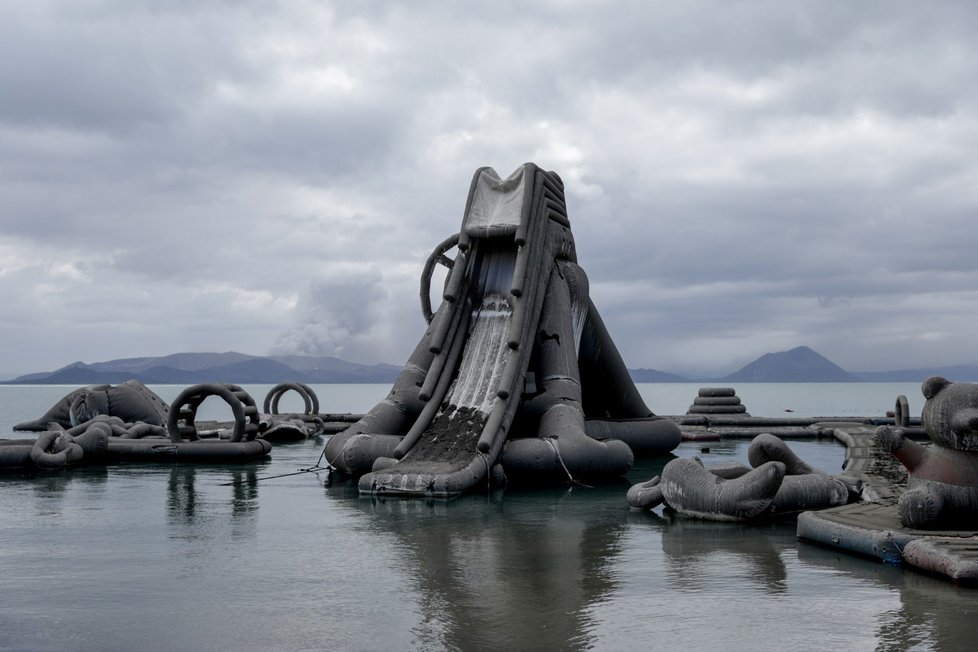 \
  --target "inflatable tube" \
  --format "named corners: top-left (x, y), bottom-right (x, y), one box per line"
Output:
top-left (659, 457), bottom-right (786, 521)
top-left (747, 432), bottom-right (819, 475)
top-left (687, 405), bottom-right (748, 415)
top-left (326, 433), bottom-right (403, 475)
top-left (584, 418), bottom-right (682, 455)
top-left (121, 422), bottom-right (169, 439)
top-left (692, 396), bottom-right (743, 406)
top-left (0, 444), bottom-right (34, 469)
top-left (768, 474), bottom-right (850, 515)
top-left (167, 384), bottom-right (260, 443)
top-left (704, 461), bottom-right (754, 479)
top-left (72, 423), bottom-right (110, 457)
top-left (59, 415), bottom-right (168, 440)
top-left (420, 232), bottom-right (461, 324)
top-left (627, 476), bottom-right (664, 510)
top-left (105, 438), bottom-right (271, 462)
top-left (698, 387), bottom-right (736, 398)
top-left (748, 432), bottom-right (862, 500)
top-left (61, 415), bottom-right (123, 436)
top-left (30, 431), bottom-right (85, 469)
top-left (501, 409), bottom-right (634, 485)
